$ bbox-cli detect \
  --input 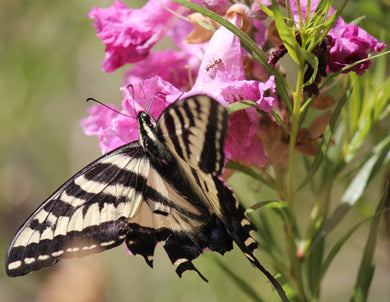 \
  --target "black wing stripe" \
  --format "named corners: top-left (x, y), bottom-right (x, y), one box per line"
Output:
top-left (144, 166), bottom-right (207, 223)
top-left (158, 96), bottom-right (227, 176)
top-left (6, 144), bottom-right (151, 277)
top-left (161, 104), bottom-right (185, 159)
top-left (199, 98), bottom-right (227, 175)
top-left (7, 218), bottom-right (130, 277)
